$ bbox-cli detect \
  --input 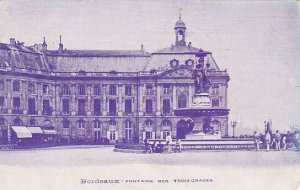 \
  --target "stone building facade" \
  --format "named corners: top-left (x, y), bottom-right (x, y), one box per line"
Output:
top-left (0, 17), bottom-right (230, 145)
